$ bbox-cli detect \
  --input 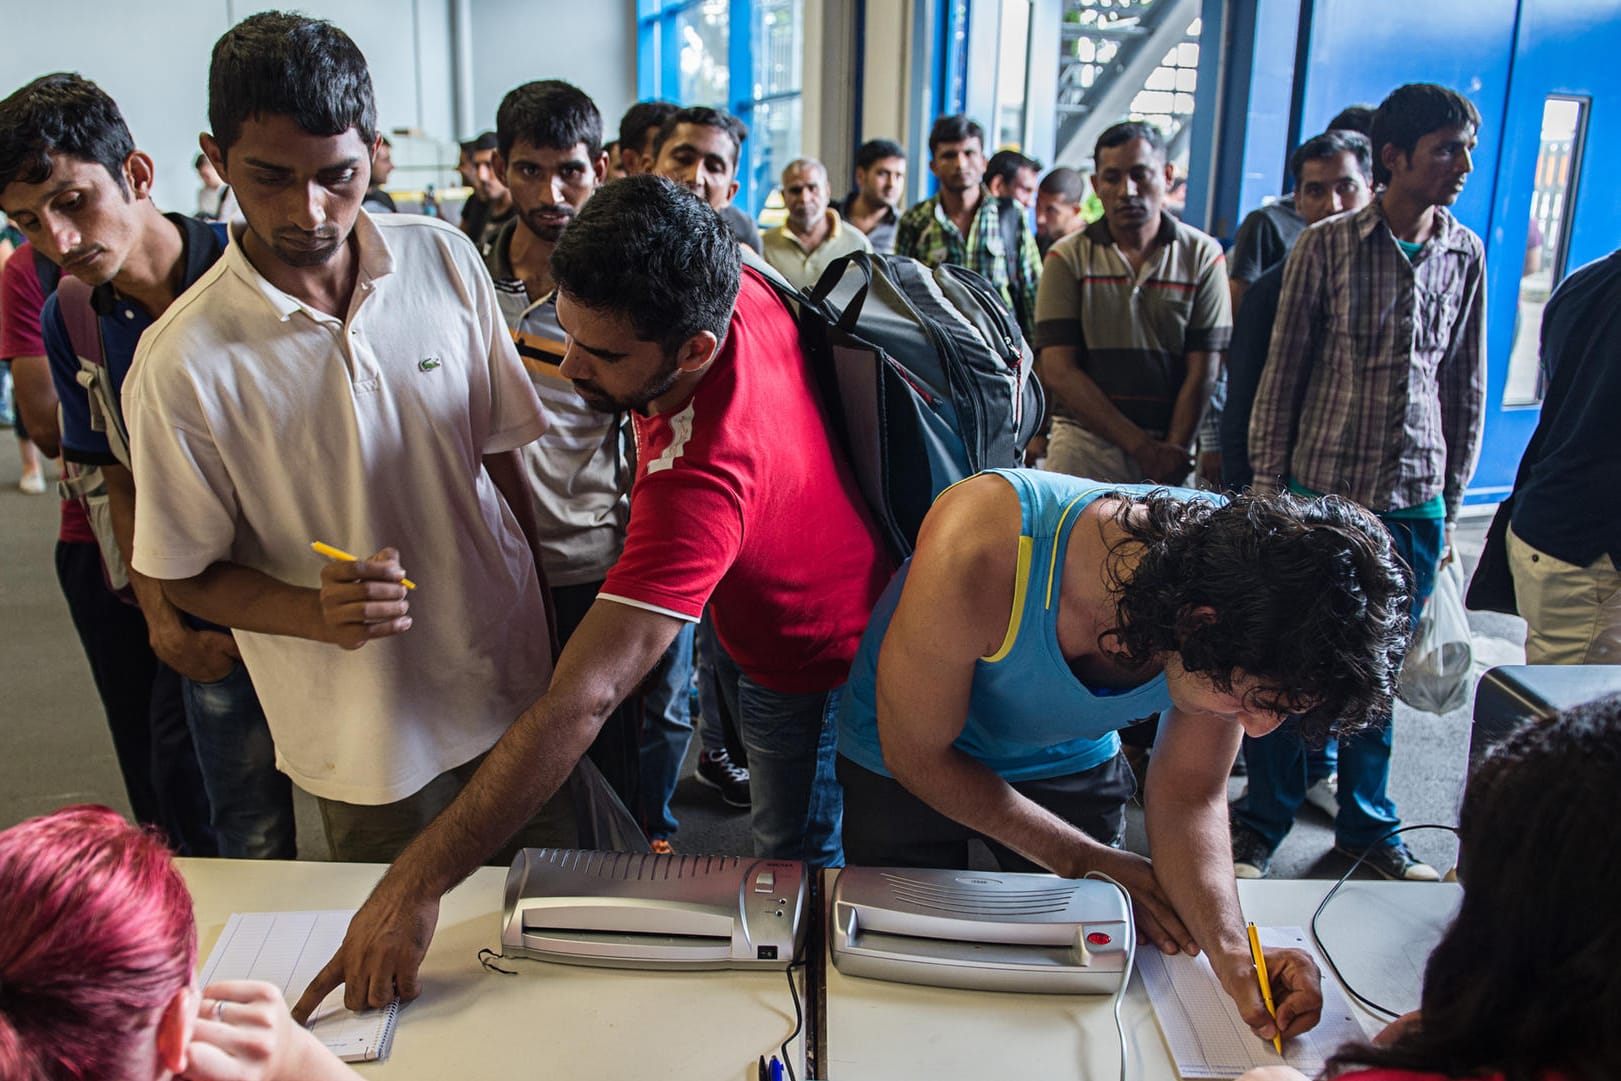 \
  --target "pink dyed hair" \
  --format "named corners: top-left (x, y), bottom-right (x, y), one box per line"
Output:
top-left (0, 805), bottom-right (196, 1081)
